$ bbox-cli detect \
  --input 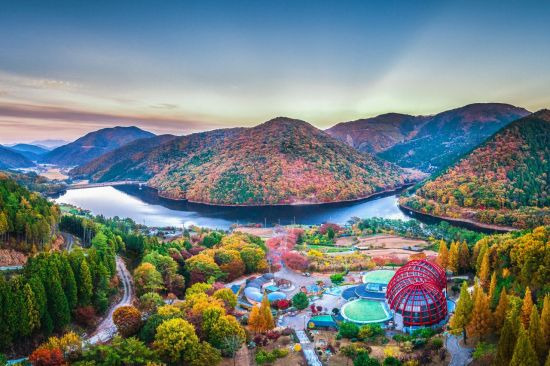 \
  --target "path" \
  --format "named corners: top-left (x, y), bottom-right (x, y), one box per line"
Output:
top-left (86, 256), bottom-right (133, 344)
top-left (295, 330), bottom-right (322, 366)
top-left (61, 231), bottom-right (76, 251)
top-left (446, 334), bottom-right (472, 366)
